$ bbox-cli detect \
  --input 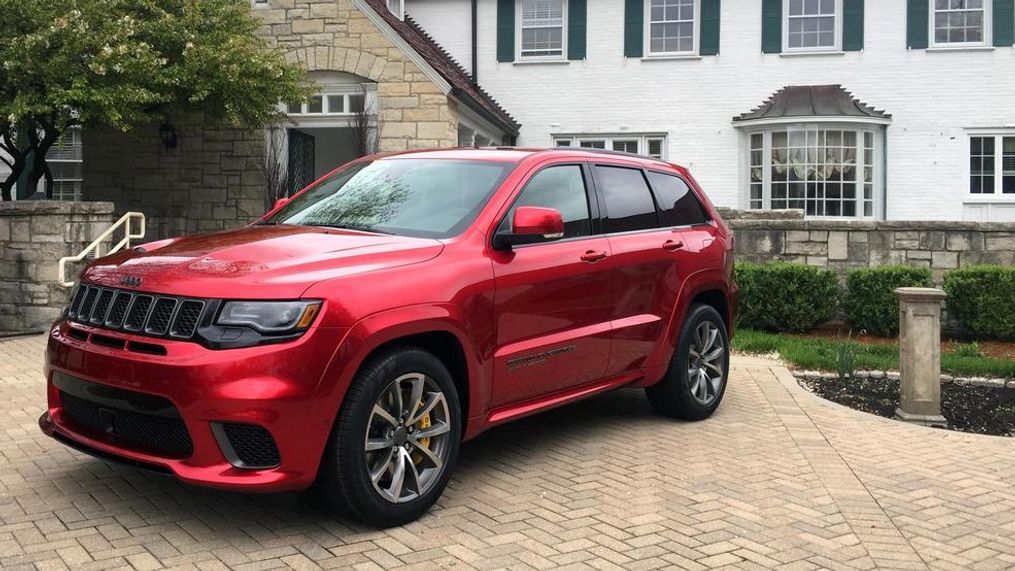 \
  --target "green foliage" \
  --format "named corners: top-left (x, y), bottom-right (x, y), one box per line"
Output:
top-left (951, 342), bottom-right (983, 358)
top-left (733, 329), bottom-right (1015, 379)
top-left (733, 262), bottom-right (839, 333)
top-left (0, 0), bottom-right (310, 198)
top-left (835, 330), bottom-right (859, 380)
top-left (842, 266), bottom-right (932, 337)
top-left (943, 266), bottom-right (1015, 340)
